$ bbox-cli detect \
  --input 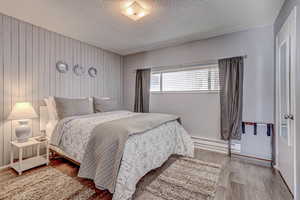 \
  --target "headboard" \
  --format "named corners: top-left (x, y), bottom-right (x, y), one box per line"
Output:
top-left (39, 106), bottom-right (49, 131)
